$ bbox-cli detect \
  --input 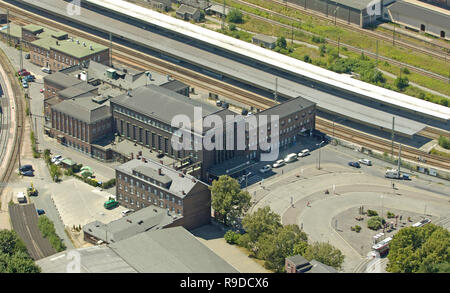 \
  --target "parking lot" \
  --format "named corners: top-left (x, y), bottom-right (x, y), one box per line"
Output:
top-left (45, 178), bottom-right (125, 228)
